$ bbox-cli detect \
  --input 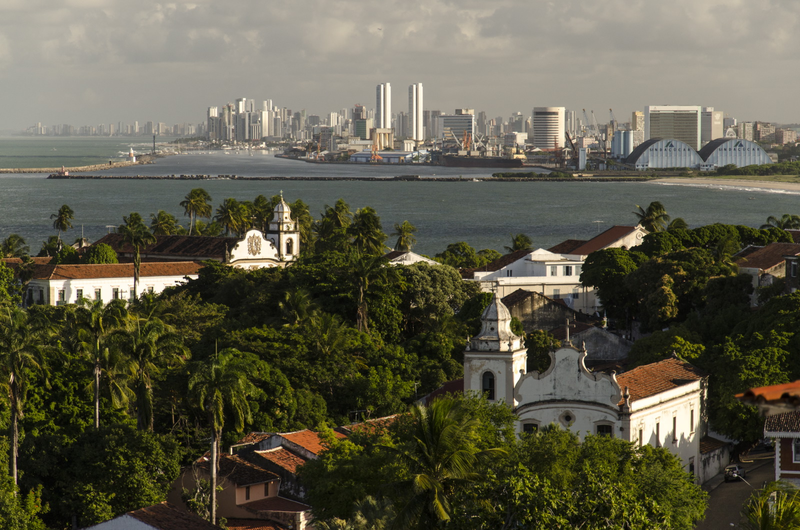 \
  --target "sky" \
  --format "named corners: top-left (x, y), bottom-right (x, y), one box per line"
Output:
top-left (2, 0), bottom-right (799, 131)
